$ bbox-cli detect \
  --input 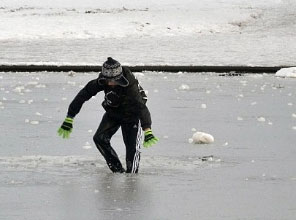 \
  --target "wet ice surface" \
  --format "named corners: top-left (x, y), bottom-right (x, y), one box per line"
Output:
top-left (0, 71), bottom-right (296, 219)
